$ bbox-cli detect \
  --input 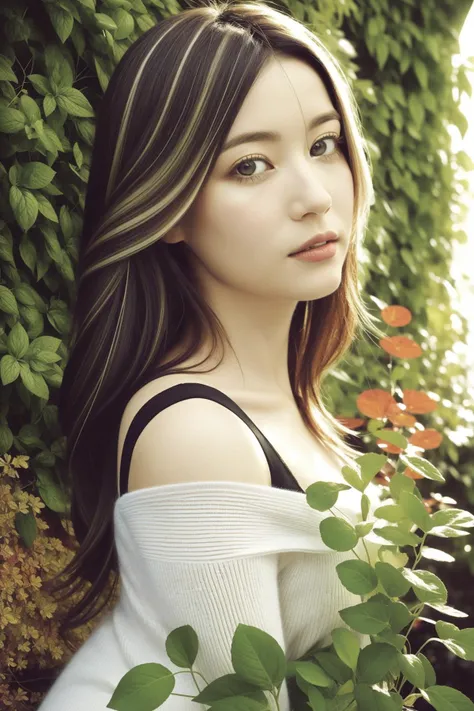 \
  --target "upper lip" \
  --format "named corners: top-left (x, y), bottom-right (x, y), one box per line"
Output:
top-left (289, 231), bottom-right (339, 256)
